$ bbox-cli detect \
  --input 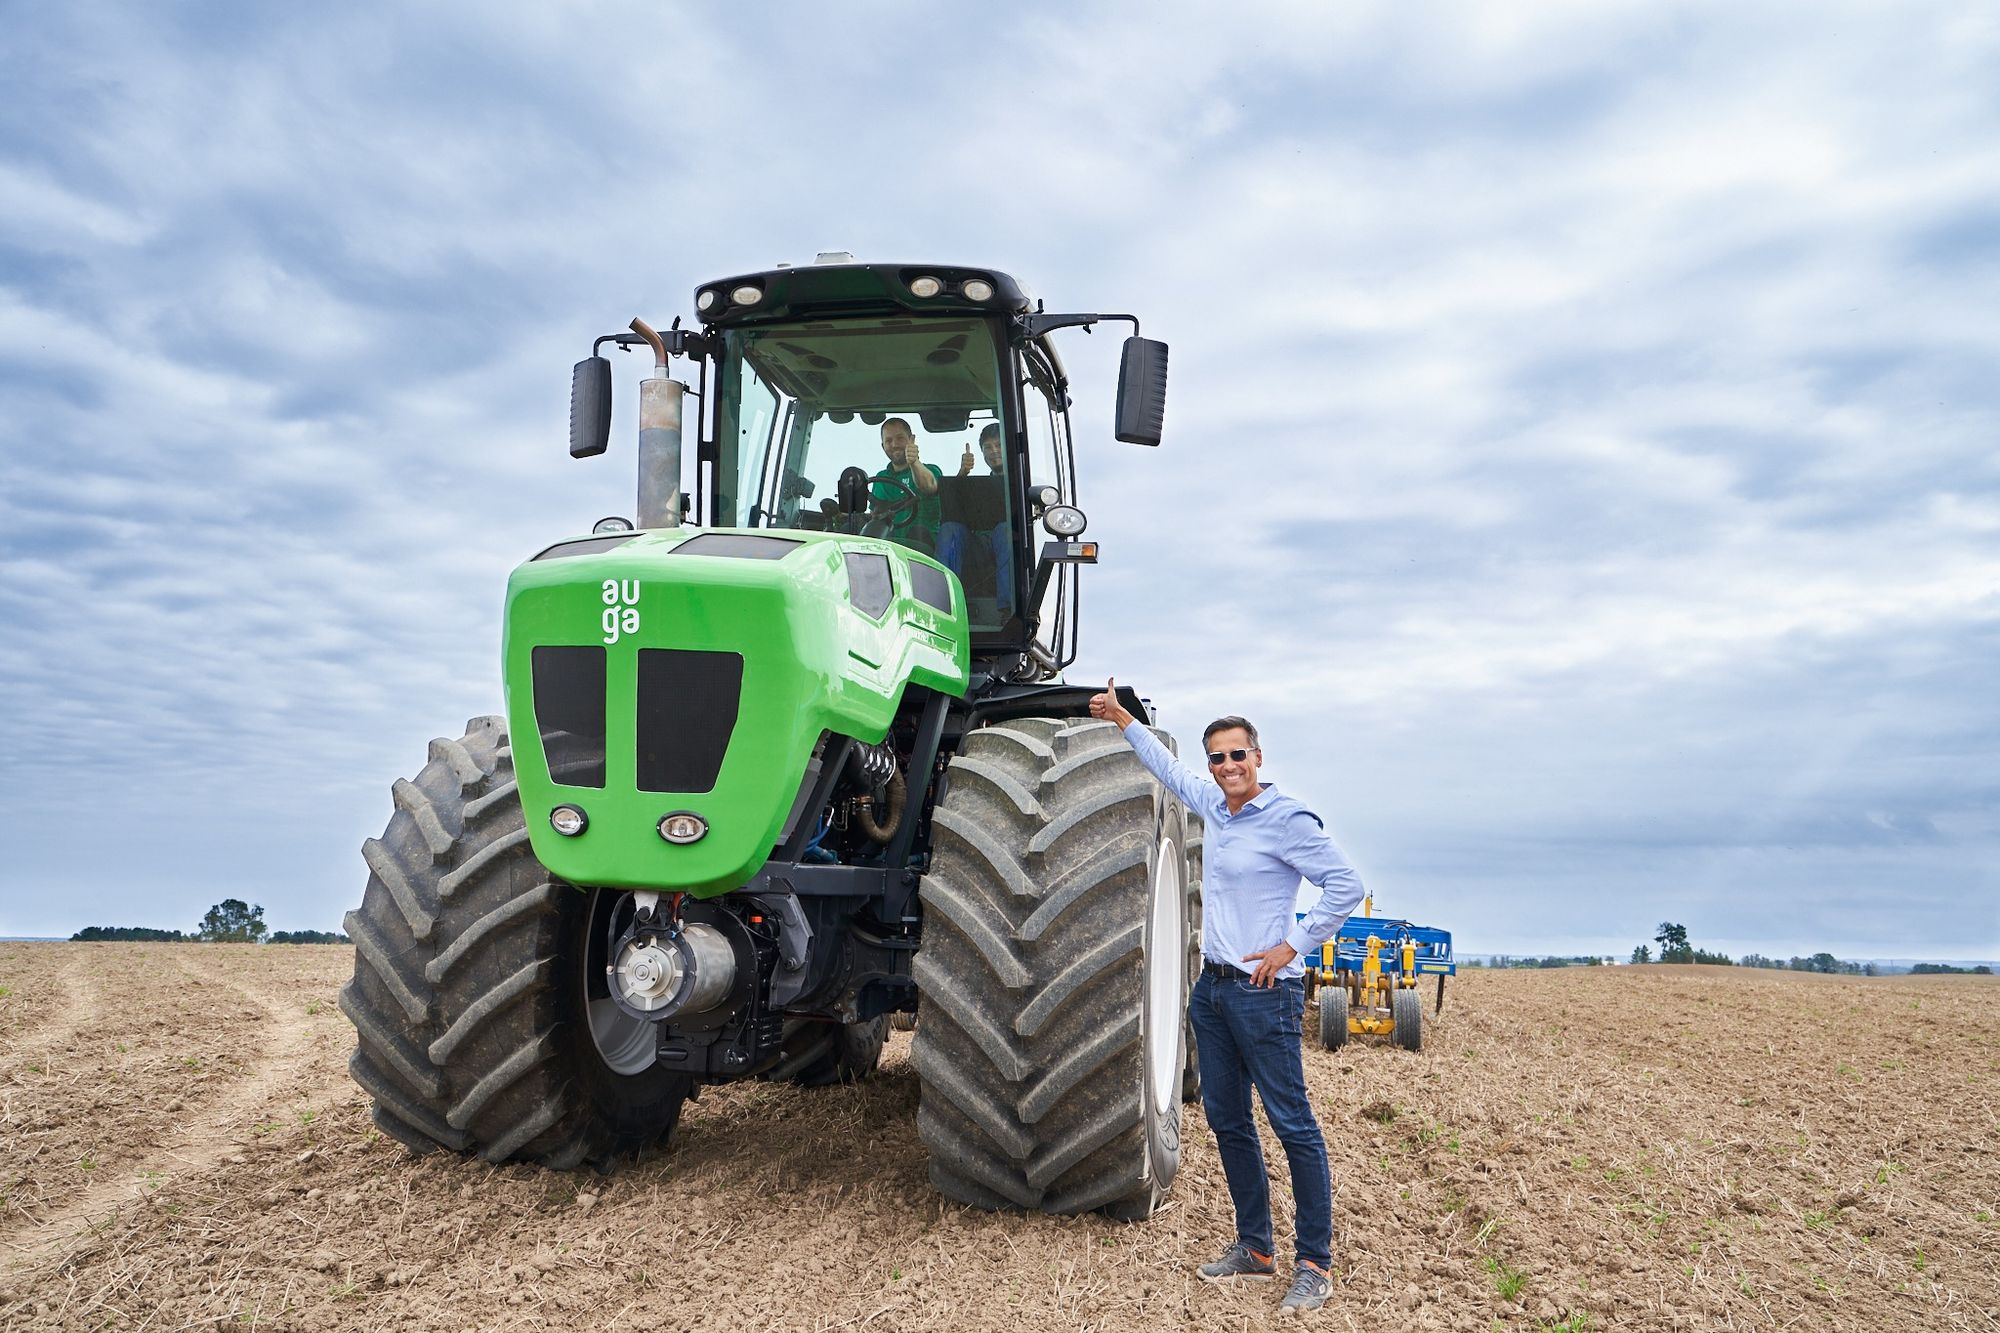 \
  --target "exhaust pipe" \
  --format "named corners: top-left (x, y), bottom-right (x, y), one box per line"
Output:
top-left (630, 317), bottom-right (683, 529)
